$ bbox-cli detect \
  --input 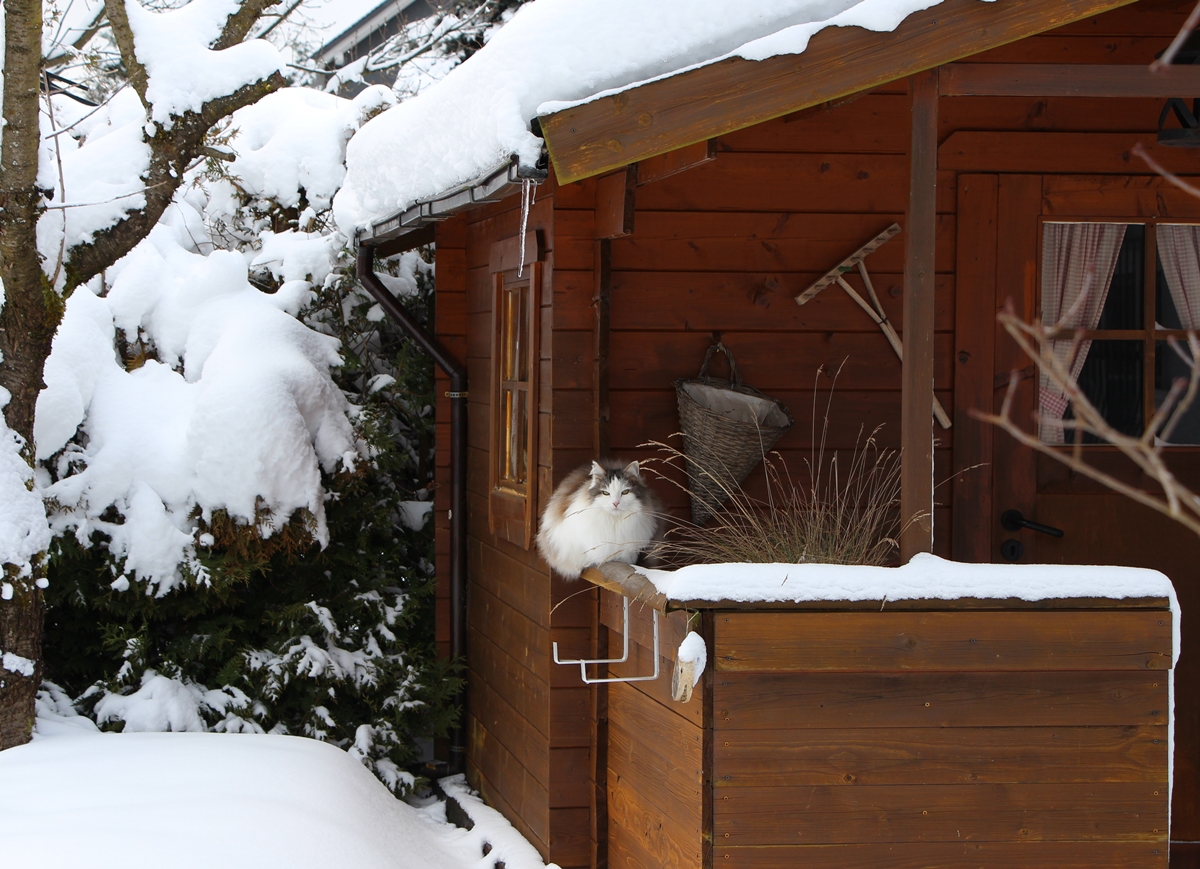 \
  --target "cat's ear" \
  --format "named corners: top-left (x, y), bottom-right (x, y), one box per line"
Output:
top-left (624, 461), bottom-right (641, 478)
top-left (589, 461), bottom-right (605, 488)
